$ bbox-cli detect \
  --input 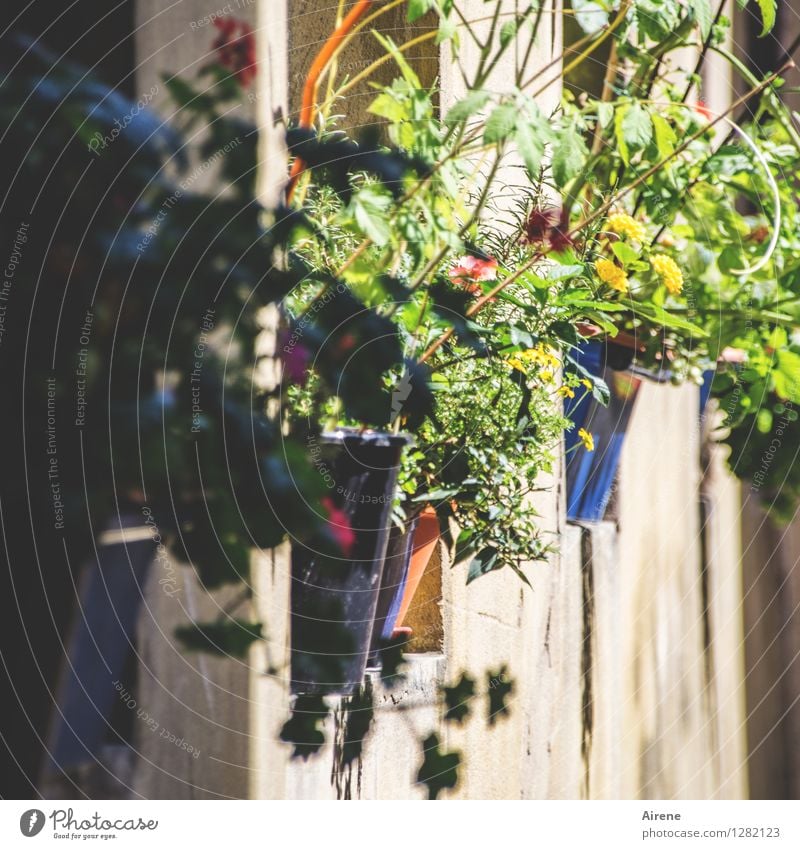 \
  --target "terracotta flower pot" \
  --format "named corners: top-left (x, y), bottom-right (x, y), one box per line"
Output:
top-left (393, 506), bottom-right (439, 637)
top-left (369, 505), bottom-right (441, 662)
